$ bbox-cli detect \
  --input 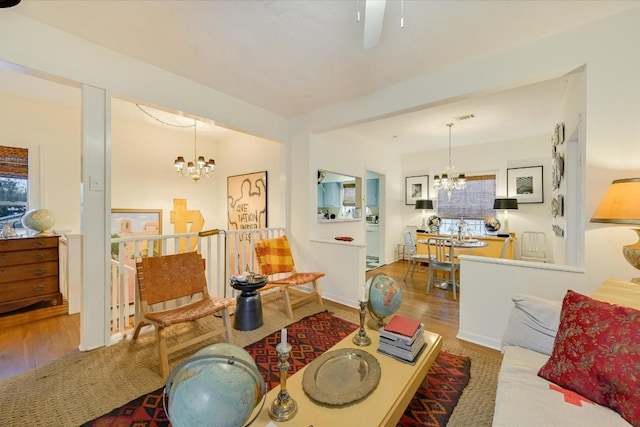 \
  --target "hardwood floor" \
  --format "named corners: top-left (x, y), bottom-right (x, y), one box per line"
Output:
top-left (0, 260), bottom-right (500, 380)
